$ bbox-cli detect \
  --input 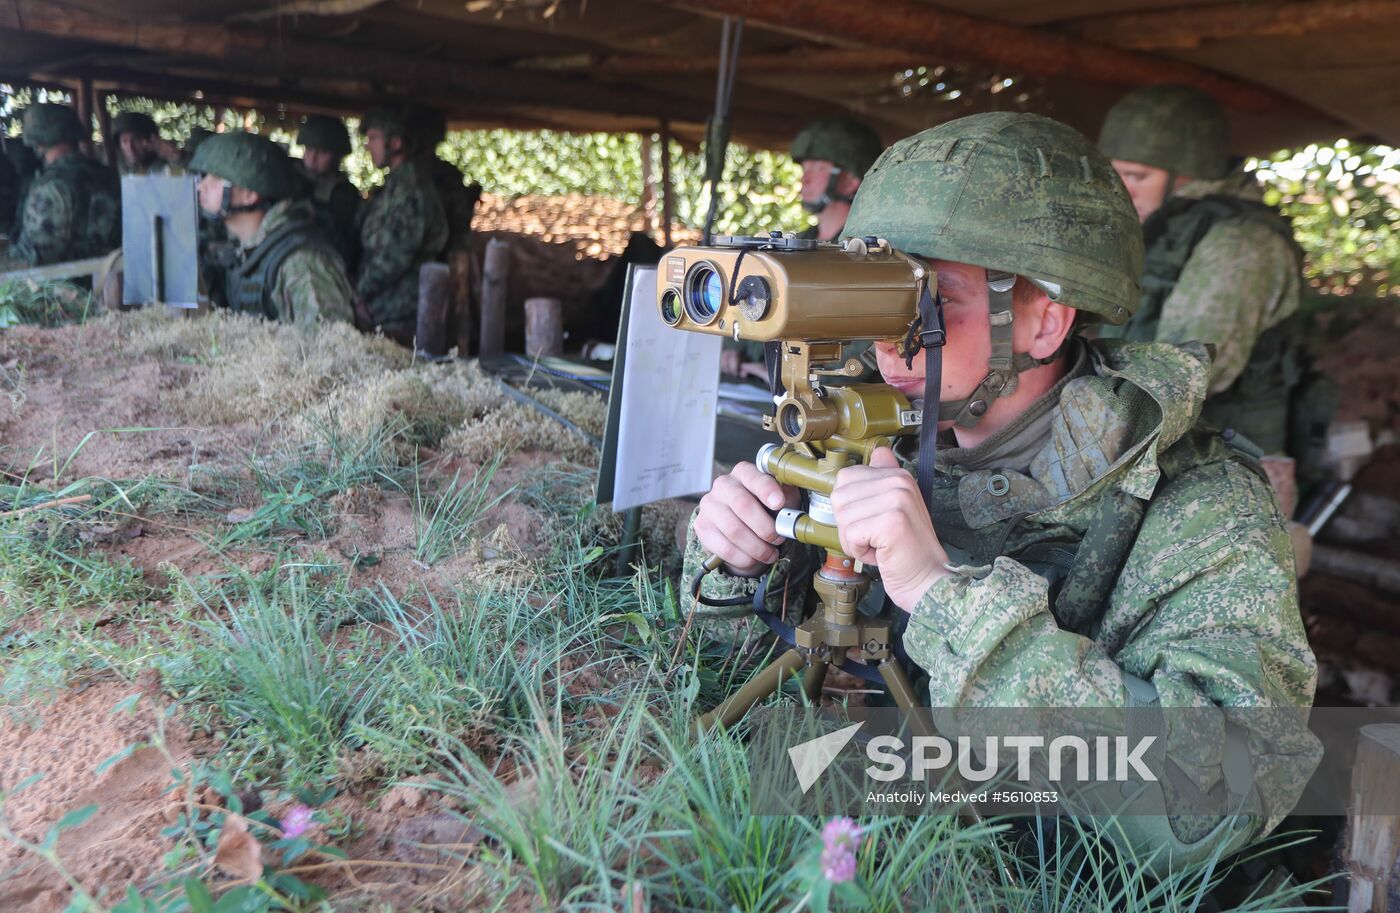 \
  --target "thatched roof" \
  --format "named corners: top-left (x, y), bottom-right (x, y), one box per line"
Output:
top-left (1, 0), bottom-right (1394, 153)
